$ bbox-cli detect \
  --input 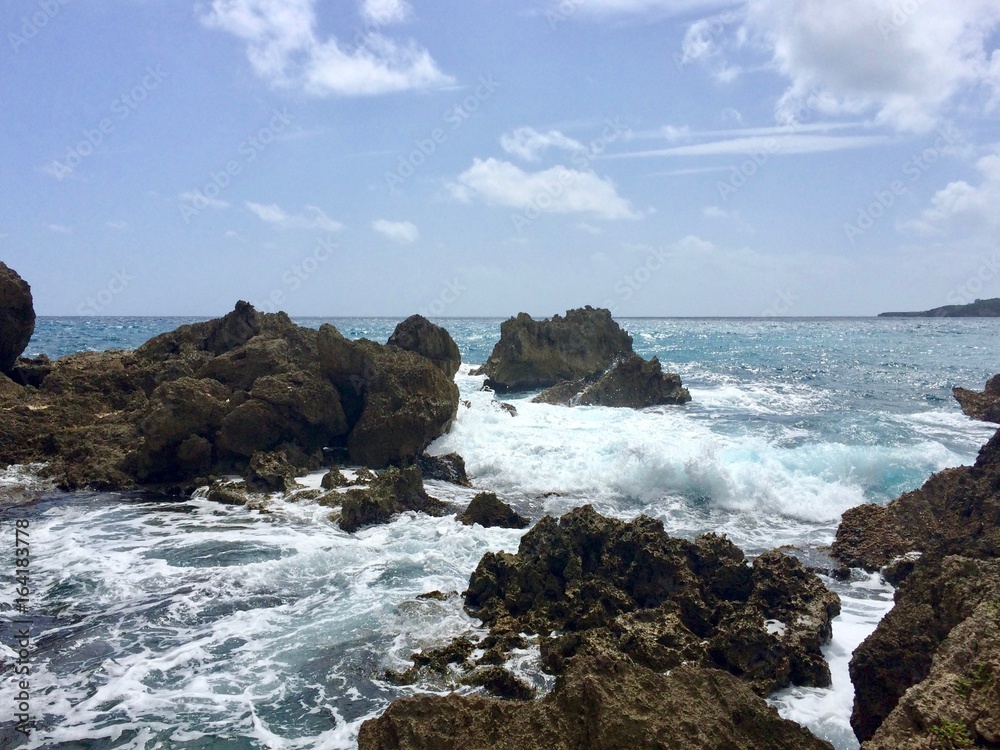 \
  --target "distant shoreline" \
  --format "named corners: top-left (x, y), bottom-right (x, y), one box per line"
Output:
top-left (879, 297), bottom-right (1000, 317)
